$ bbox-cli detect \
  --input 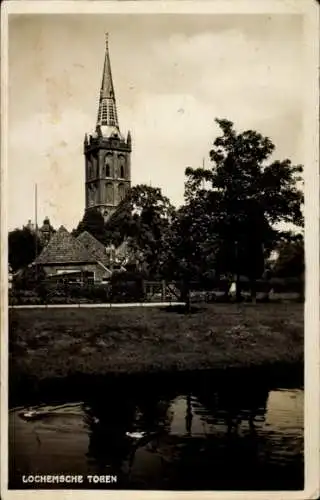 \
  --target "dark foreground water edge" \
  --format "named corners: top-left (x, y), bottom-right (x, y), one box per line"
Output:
top-left (9, 364), bottom-right (304, 491)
